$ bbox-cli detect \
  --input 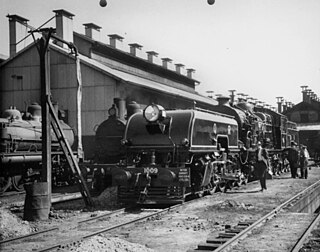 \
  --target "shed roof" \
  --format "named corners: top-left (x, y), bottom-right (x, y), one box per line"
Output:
top-left (49, 43), bottom-right (216, 106)
top-left (1, 40), bottom-right (216, 107)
